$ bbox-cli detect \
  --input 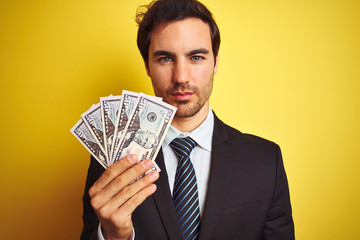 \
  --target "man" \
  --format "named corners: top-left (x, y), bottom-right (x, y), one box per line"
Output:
top-left (81, 0), bottom-right (295, 239)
